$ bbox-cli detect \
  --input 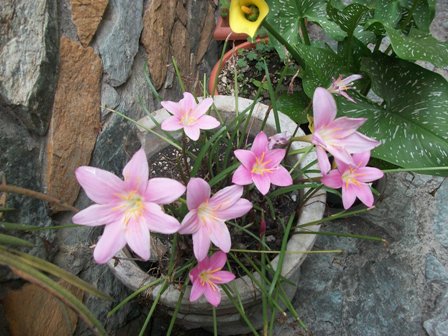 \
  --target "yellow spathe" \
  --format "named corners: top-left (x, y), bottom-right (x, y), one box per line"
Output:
top-left (229, 0), bottom-right (269, 38)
